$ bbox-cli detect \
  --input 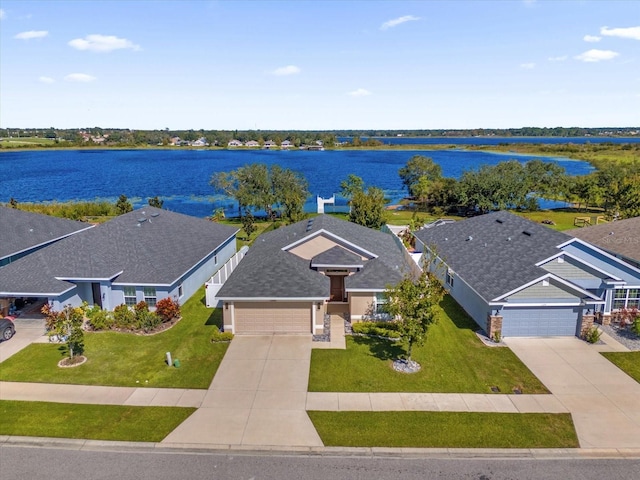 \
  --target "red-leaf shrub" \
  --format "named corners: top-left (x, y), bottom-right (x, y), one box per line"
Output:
top-left (155, 297), bottom-right (180, 322)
